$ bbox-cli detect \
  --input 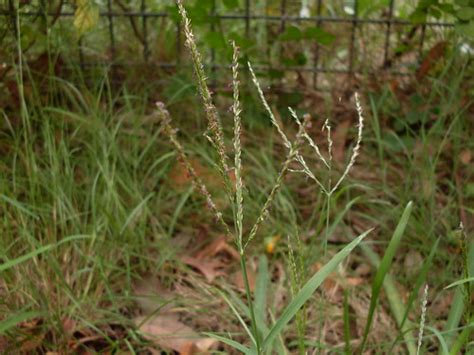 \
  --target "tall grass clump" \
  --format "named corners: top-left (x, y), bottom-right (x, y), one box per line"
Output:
top-left (156, 1), bottom-right (372, 353)
top-left (0, 7), bottom-right (180, 347)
